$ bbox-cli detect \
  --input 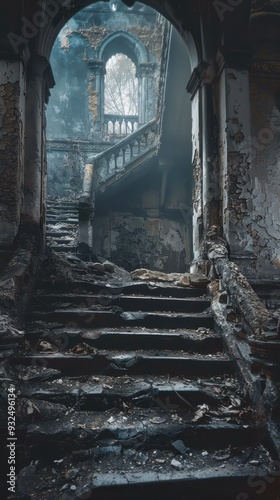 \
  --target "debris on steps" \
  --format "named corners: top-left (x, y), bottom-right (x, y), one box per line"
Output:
top-left (0, 255), bottom-right (279, 500)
